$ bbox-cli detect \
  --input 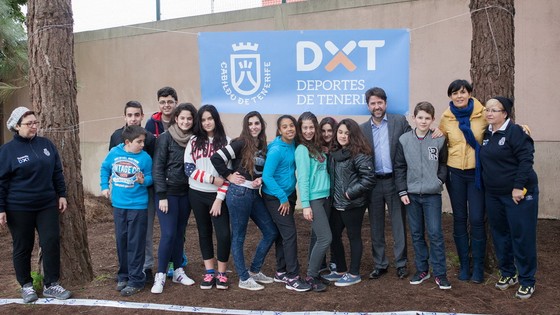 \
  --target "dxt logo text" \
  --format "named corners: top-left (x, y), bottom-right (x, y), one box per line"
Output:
top-left (296, 40), bottom-right (385, 72)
